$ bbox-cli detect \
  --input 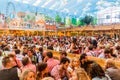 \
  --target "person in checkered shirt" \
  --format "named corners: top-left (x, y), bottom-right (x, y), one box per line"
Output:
top-left (45, 52), bottom-right (60, 73)
top-left (51, 57), bottom-right (70, 80)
